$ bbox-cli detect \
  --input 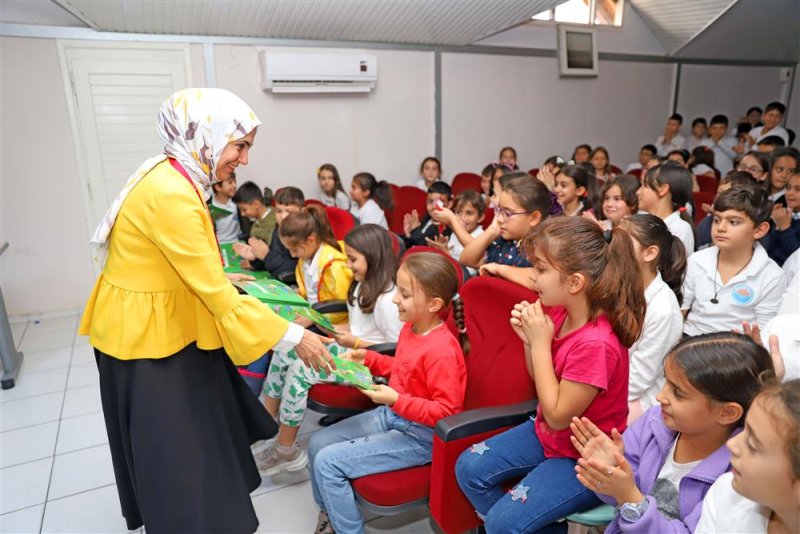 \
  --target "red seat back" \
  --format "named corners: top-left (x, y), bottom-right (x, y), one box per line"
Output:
top-left (451, 173), bottom-right (482, 197)
top-left (323, 205), bottom-right (356, 241)
top-left (528, 167), bottom-right (540, 178)
top-left (305, 198), bottom-right (325, 207)
top-left (402, 245), bottom-right (465, 291)
top-left (610, 164), bottom-right (623, 175)
top-left (629, 168), bottom-right (642, 179)
top-left (693, 192), bottom-right (716, 224)
top-left (695, 175), bottom-right (719, 194)
top-left (482, 206), bottom-right (494, 229)
top-left (385, 185), bottom-right (427, 235)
